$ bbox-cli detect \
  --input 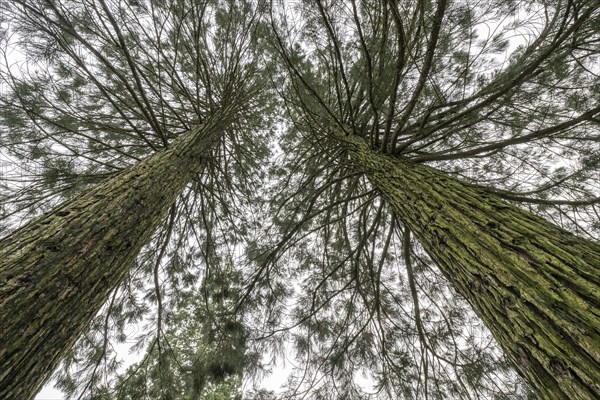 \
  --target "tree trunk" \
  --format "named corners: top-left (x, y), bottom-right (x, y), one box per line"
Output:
top-left (0, 117), bottom-right (227, 399)
top-left (341, 133), bottom-right (600, 399)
